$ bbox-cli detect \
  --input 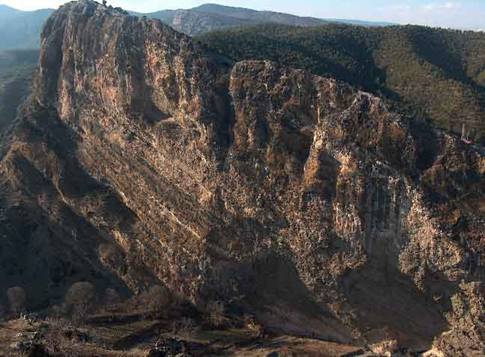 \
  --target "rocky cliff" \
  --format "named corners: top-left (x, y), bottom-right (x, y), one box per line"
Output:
top-left (0, 1), bottom-right (483, 354)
